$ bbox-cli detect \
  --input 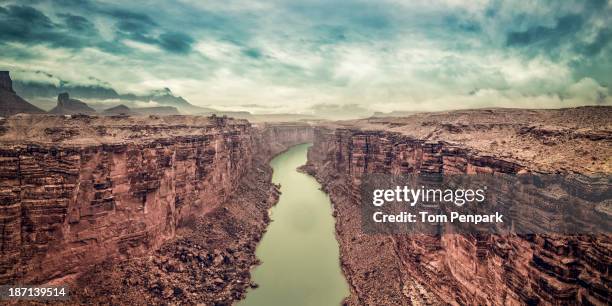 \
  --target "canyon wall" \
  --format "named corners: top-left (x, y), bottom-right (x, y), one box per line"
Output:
top-left (254, 122), bottom-right (315, 160)
top-left (305, 111), bottom-right (610, 306)
top-left (0, 115), bottom-right (312, 286)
